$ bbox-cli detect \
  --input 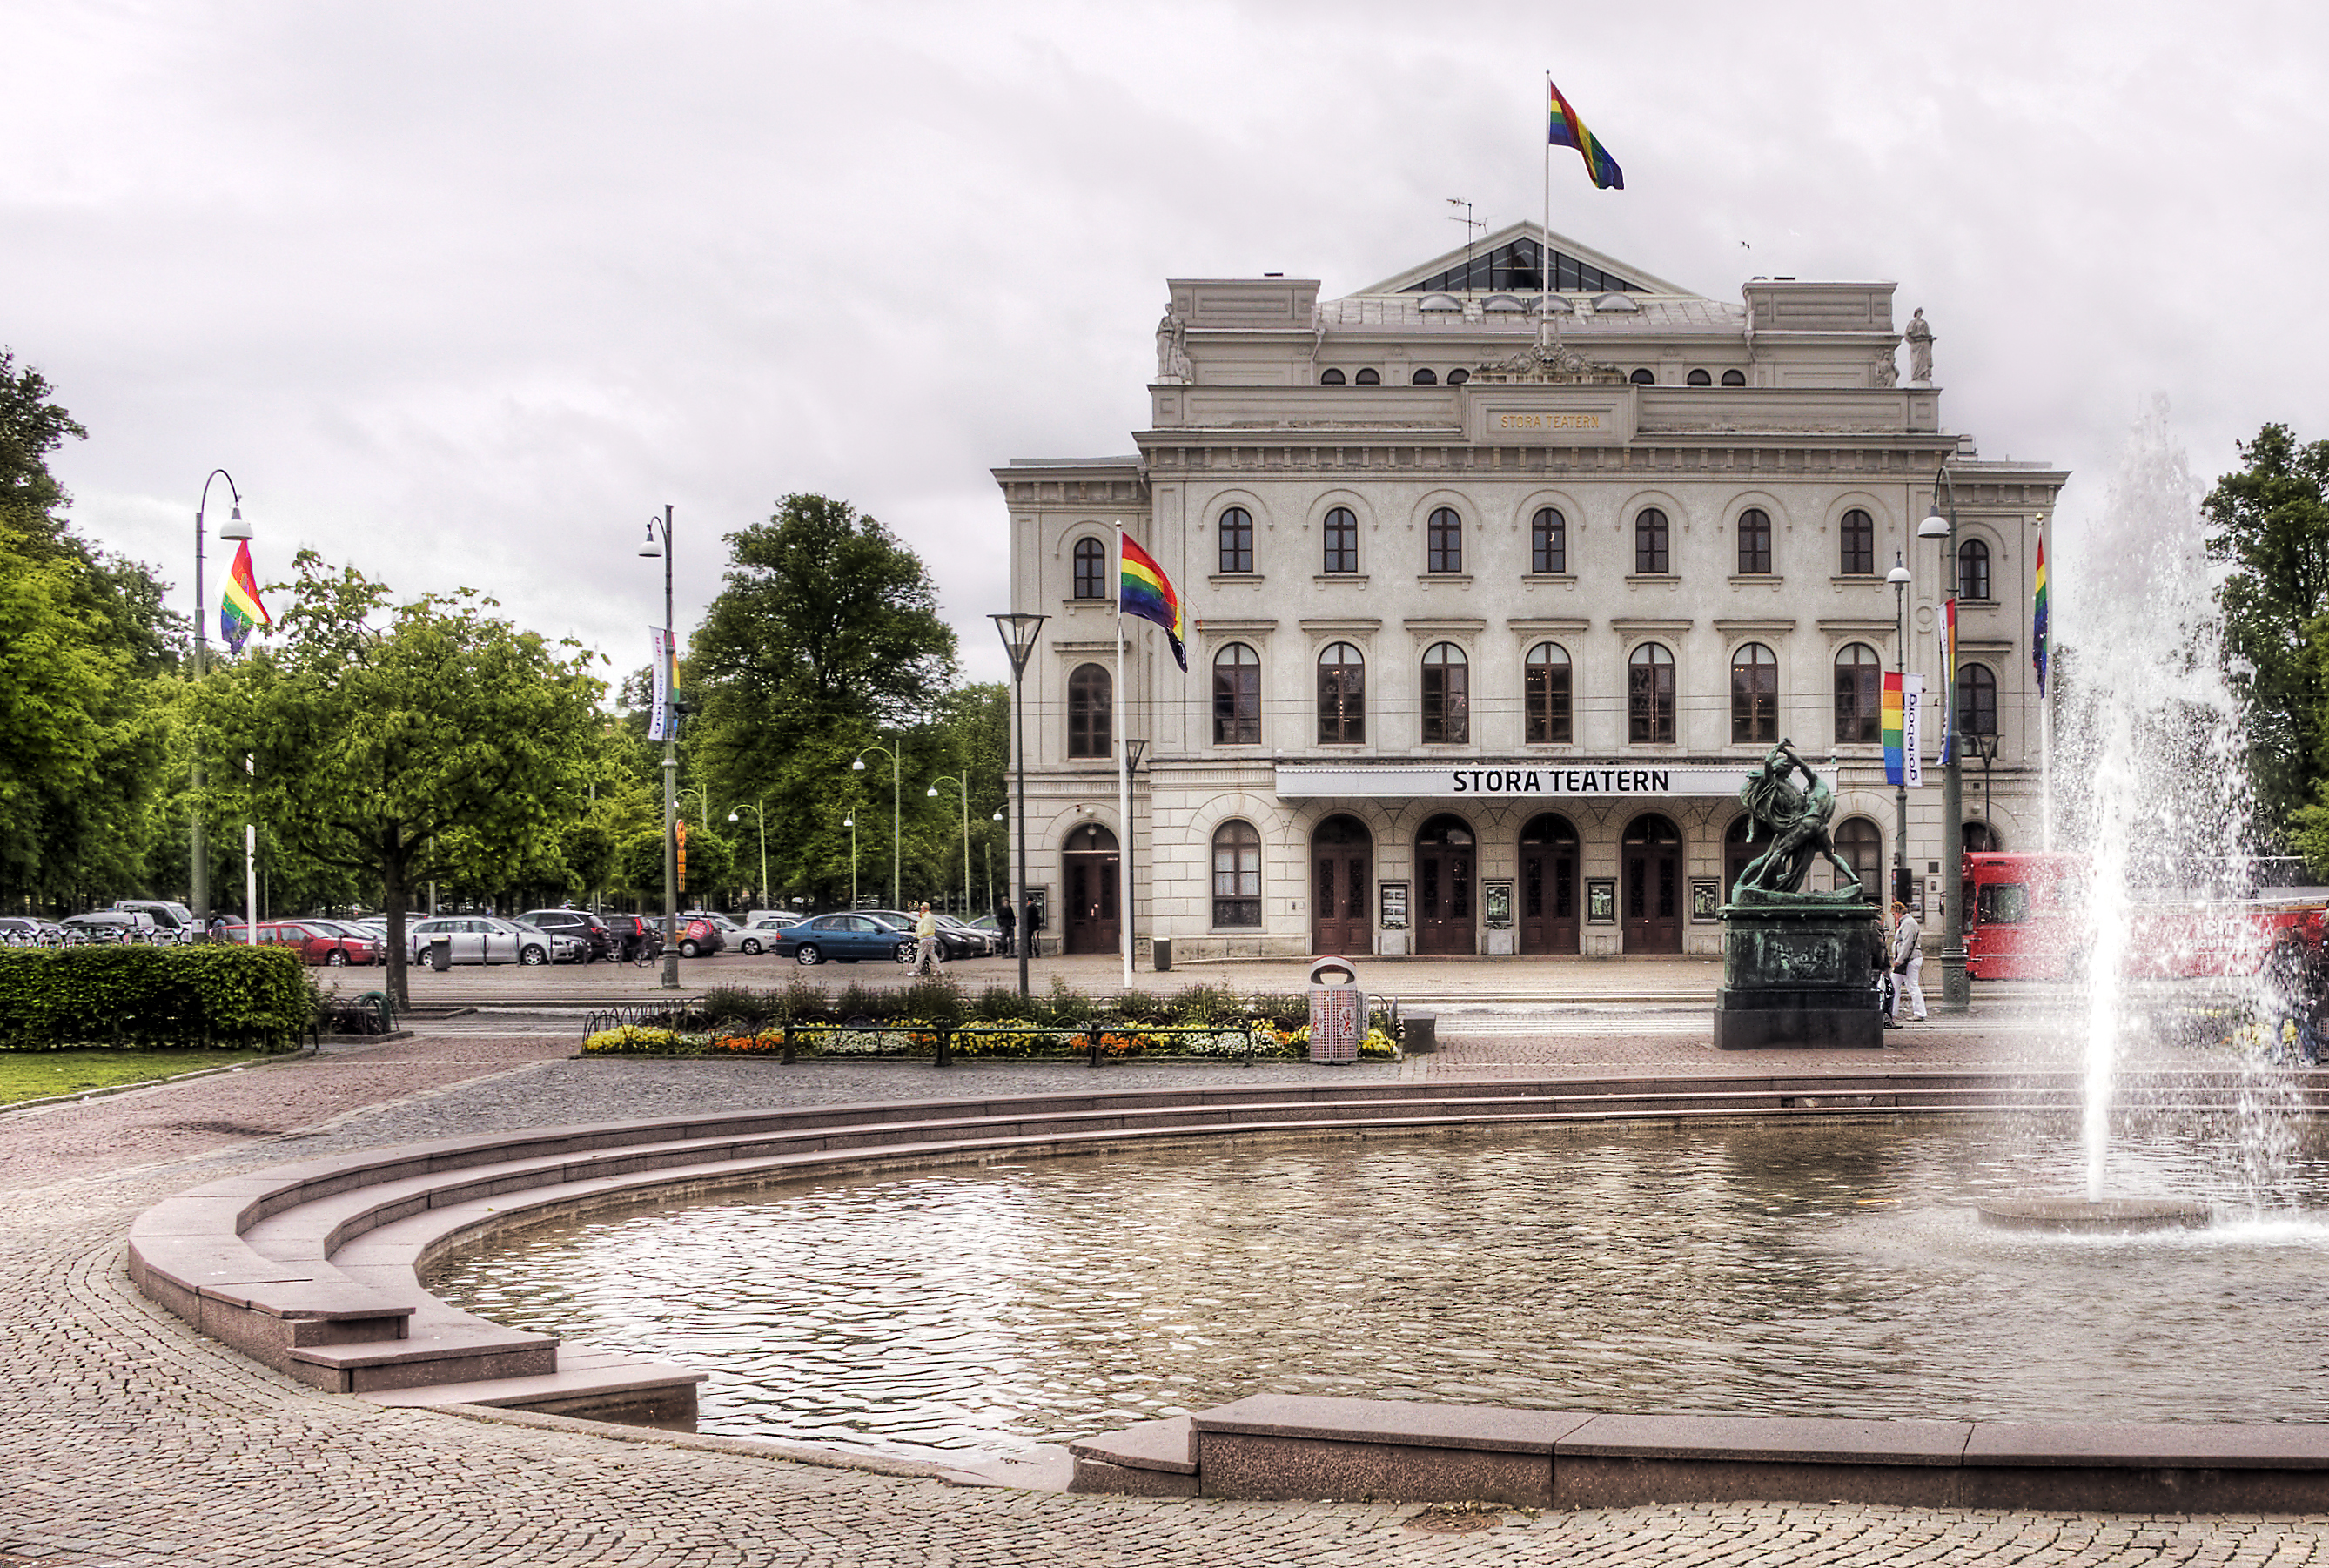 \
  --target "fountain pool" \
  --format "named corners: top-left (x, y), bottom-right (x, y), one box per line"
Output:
top-left (426, 1118), bottom-right (2329, 1463)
